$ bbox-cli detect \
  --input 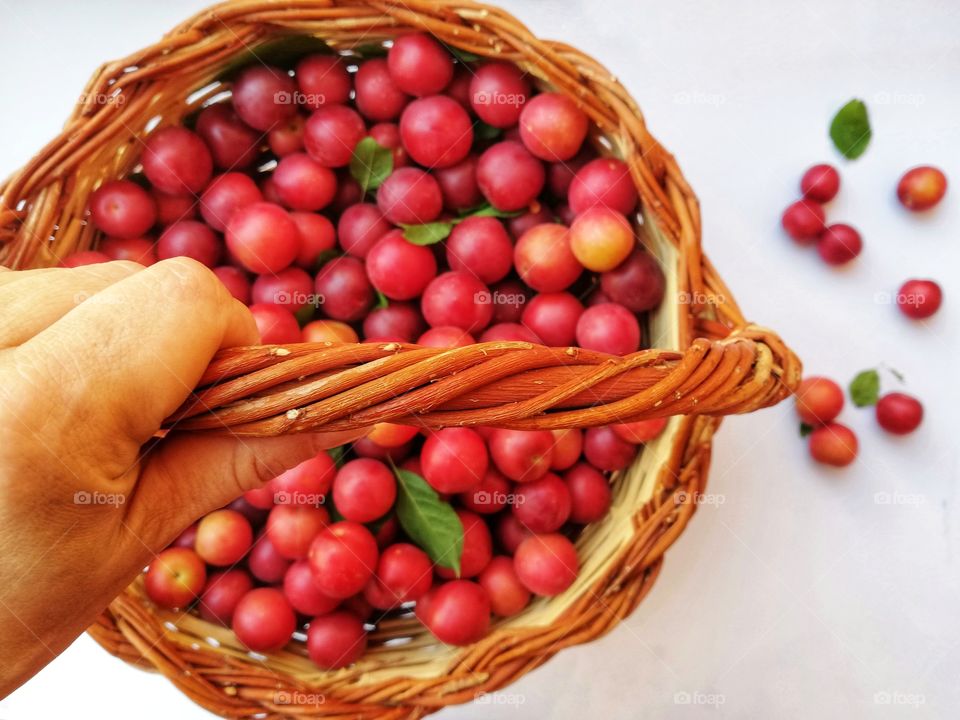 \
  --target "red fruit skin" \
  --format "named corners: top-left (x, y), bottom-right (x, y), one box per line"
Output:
top-left (60, 250), bottom-right (111, 267)
top-left (583, 426), bottom-right (637, 471)
top-left (283, 560), bottom-right (340, 616)
top-left (157, 220), bottom-right (221, 268)
top-left (142, 127), bottom-right (213, 196)
top-left (332, 458), bottom-right (397, 523)
top-left (144, 547), bottom-right (206, 609)
top-left (564, 463), bottom-right (612, 524)
top-left (366, 230), bottom-right (438, 300)
top-left (897, 279), bottom-right (942, 320)
top-left (372, 543), bottom-right (433, 604)
top-left (445, 216), bottom-right (514, 285)
top-left (195, 509), bottom-right (254, 566)
top-left (781, 200), bottom-right (826, 244)
top-left (249, 304), bottom-right (302, 344)
top-left (226, 202), bottom-right (300, 274)
top-left (437, 510), bottom-right (494, 579)
top-left (489, 429), bottom-right (555, 483)
top-left (314, 256), bottom-right (374, 322)
top-left (270, 454), bottom-right (335, 503)
top-left (308, 522), bottom-right (379, 599)
top-left (519, 92), bottom-right (588, 161)
top-left (575, 303), bottom-right (641, 356)
top-left (195, 104), bottom-right (260, 170)
top-left (469, 62), bottom-right (531, 128)
top-left (296, 54), bottom-right (352, 109)
top-left (421, 428), bottom-right (489, 494)
top-left (399, 95), bottom-right (473, 168)
top-left (337, 203), bottom-right (392, 258)
top-left (266, 504), bottom-right (329, 559)
top-left (417, 326), bottom-right (475, 348)
top-left (513, 224), bottom-right (582, 293)
top-left (495, 513), bottom-right (532, 555)
top-left (817, 223), bottom-right (862, 265)
top-left (511, 473), bottom-right (572, 533)
top-left (387, 33), bottom-right (454, 97)
top-left (600, 248), bottom-right (665, 312)
top-left (794, 377), bottom-right (844, 426)
top-left (514, 534), bottom-right (579, 596)
top-left (420, 271), bottom-right (494, 332)
top-left (897, 166), bottom-right (947, 211)
top-left (808, 423), bottom-right (858, 467)
top-left (200, 569), bottom-right (254, 625)
top-left (476, 141), bottom-right (546, 212)
top-left (521, 292), bottom-right (584, 347)
top-left (290, 212), bottom-right (336, 268)
top-left (415, 580), bottom-right (491, 646)
top-left (89, 180), bottom-right (157, 239)
top-left (612, 418), bottom-right (668, 444)
top-left (200, 173), bottom-right (263, 232)
top-left (363, 302), bottom-right (425, 342)
top-left (875, 393), bottom-right (923, 435)
top-left (435, 155), bottom-right (482, 211)
top-left (272, 153), bottom-right (337, 211)
top-left (232, 587), bottom-right (297, 653)
top-left (480, 323), bottom-right (540, 343)
top-left (247, 533), bottom-right (292, 584)
top-left (307, 611), bottom-right (368, 669)
top-left (550, 429), bottom-right (583, 471)
top-left (101, 237), bottom-right (158, 266)
top-left (569, 158), bottom-right (638, 215)
top-left (304, 105), bottom-right (367, 168)
top-left (478, 556), bottom-right (531, 617)
top-left (355, 59), bottom-right (409, 121)
top-left (800, 164), bottom-right (840, 203)
top-left (376, 167), bottom-right (443, 225)
top-left (231, 65), bottom-right (297, 131)
top-left (458, 468), bottom-right (512, 514)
